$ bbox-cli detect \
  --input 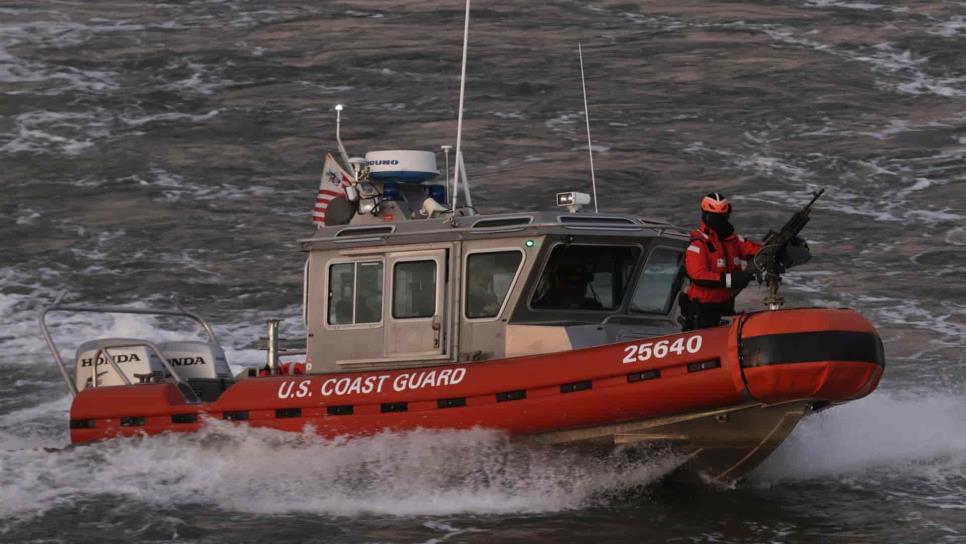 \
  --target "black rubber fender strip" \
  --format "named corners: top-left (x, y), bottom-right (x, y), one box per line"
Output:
top-left (740, 330), bottom-right (885, 367)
